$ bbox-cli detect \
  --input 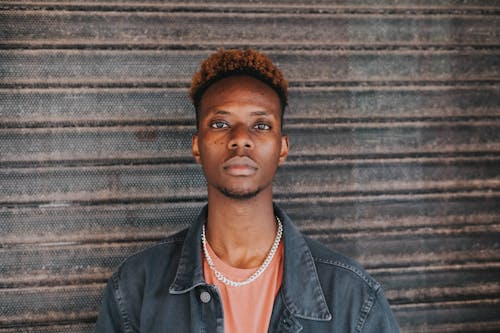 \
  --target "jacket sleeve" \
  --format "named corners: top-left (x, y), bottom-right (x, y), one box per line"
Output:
top-left (95, 277), bottom-right (127, 333)
top-left (361, 290), bottom-right (400, 333)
